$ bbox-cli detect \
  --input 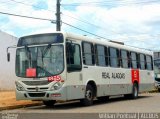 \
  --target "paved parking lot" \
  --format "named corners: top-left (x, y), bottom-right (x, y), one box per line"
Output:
top-left (1, 93), bottom-right (160, 119)
top-left (1, 93), bottom-right (160, 113)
